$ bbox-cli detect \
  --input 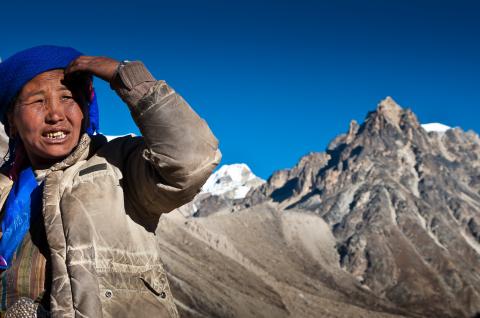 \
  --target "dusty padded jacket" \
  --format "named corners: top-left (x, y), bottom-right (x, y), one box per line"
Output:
top-left (0, 62), bottom-right (221, 317)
